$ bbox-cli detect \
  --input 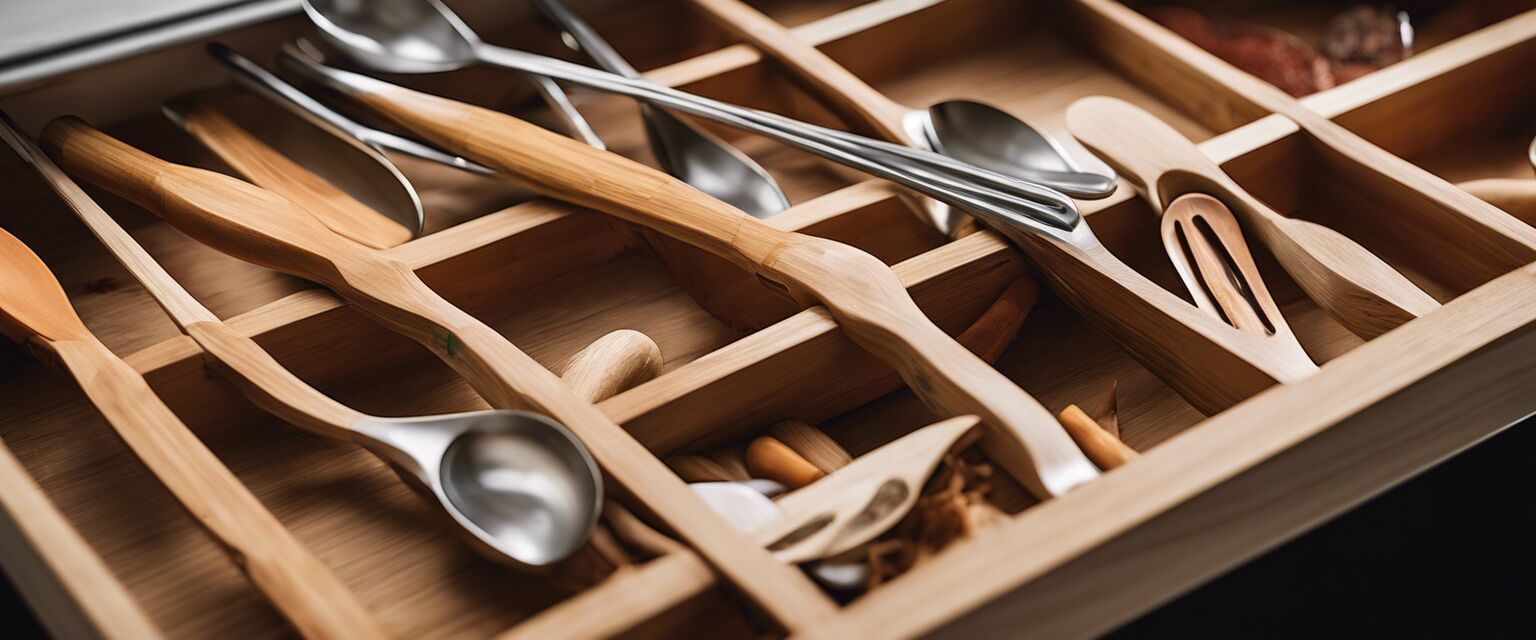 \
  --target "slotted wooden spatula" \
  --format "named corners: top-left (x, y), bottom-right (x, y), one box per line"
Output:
top-left (1067, 96), bottom-right (1439, 339)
